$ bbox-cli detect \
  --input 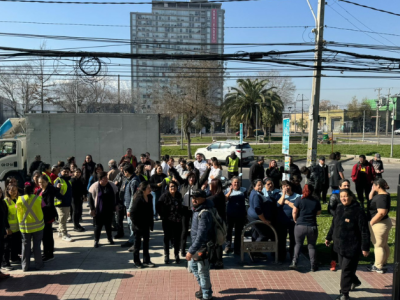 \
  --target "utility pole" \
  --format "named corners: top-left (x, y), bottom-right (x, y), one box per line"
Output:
top-left (362, 110), bottom-right (365, 142)
top-left (118, 74), bottom-right (121, 106)
top-left (386, 88), bottom-right (391, 136)
top-left (75, 79), bottom-right (79, 114)
top-left (375, 88), bottom-right (382, 136)
top-left (297, 94), bottom-right (306, 143)
top-left (307, 0), bottom-right (325, 166)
